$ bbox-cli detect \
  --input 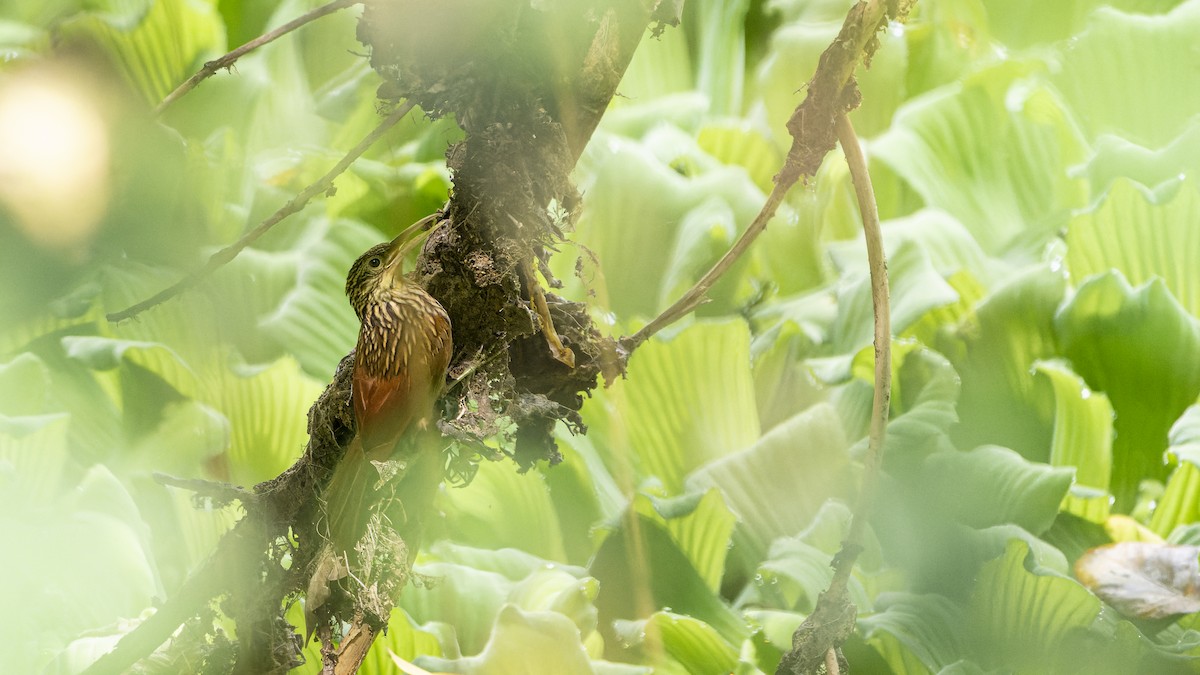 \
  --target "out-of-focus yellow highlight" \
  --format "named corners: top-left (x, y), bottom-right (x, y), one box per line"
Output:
top-left (0, 68), bottom-right (110, 258)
